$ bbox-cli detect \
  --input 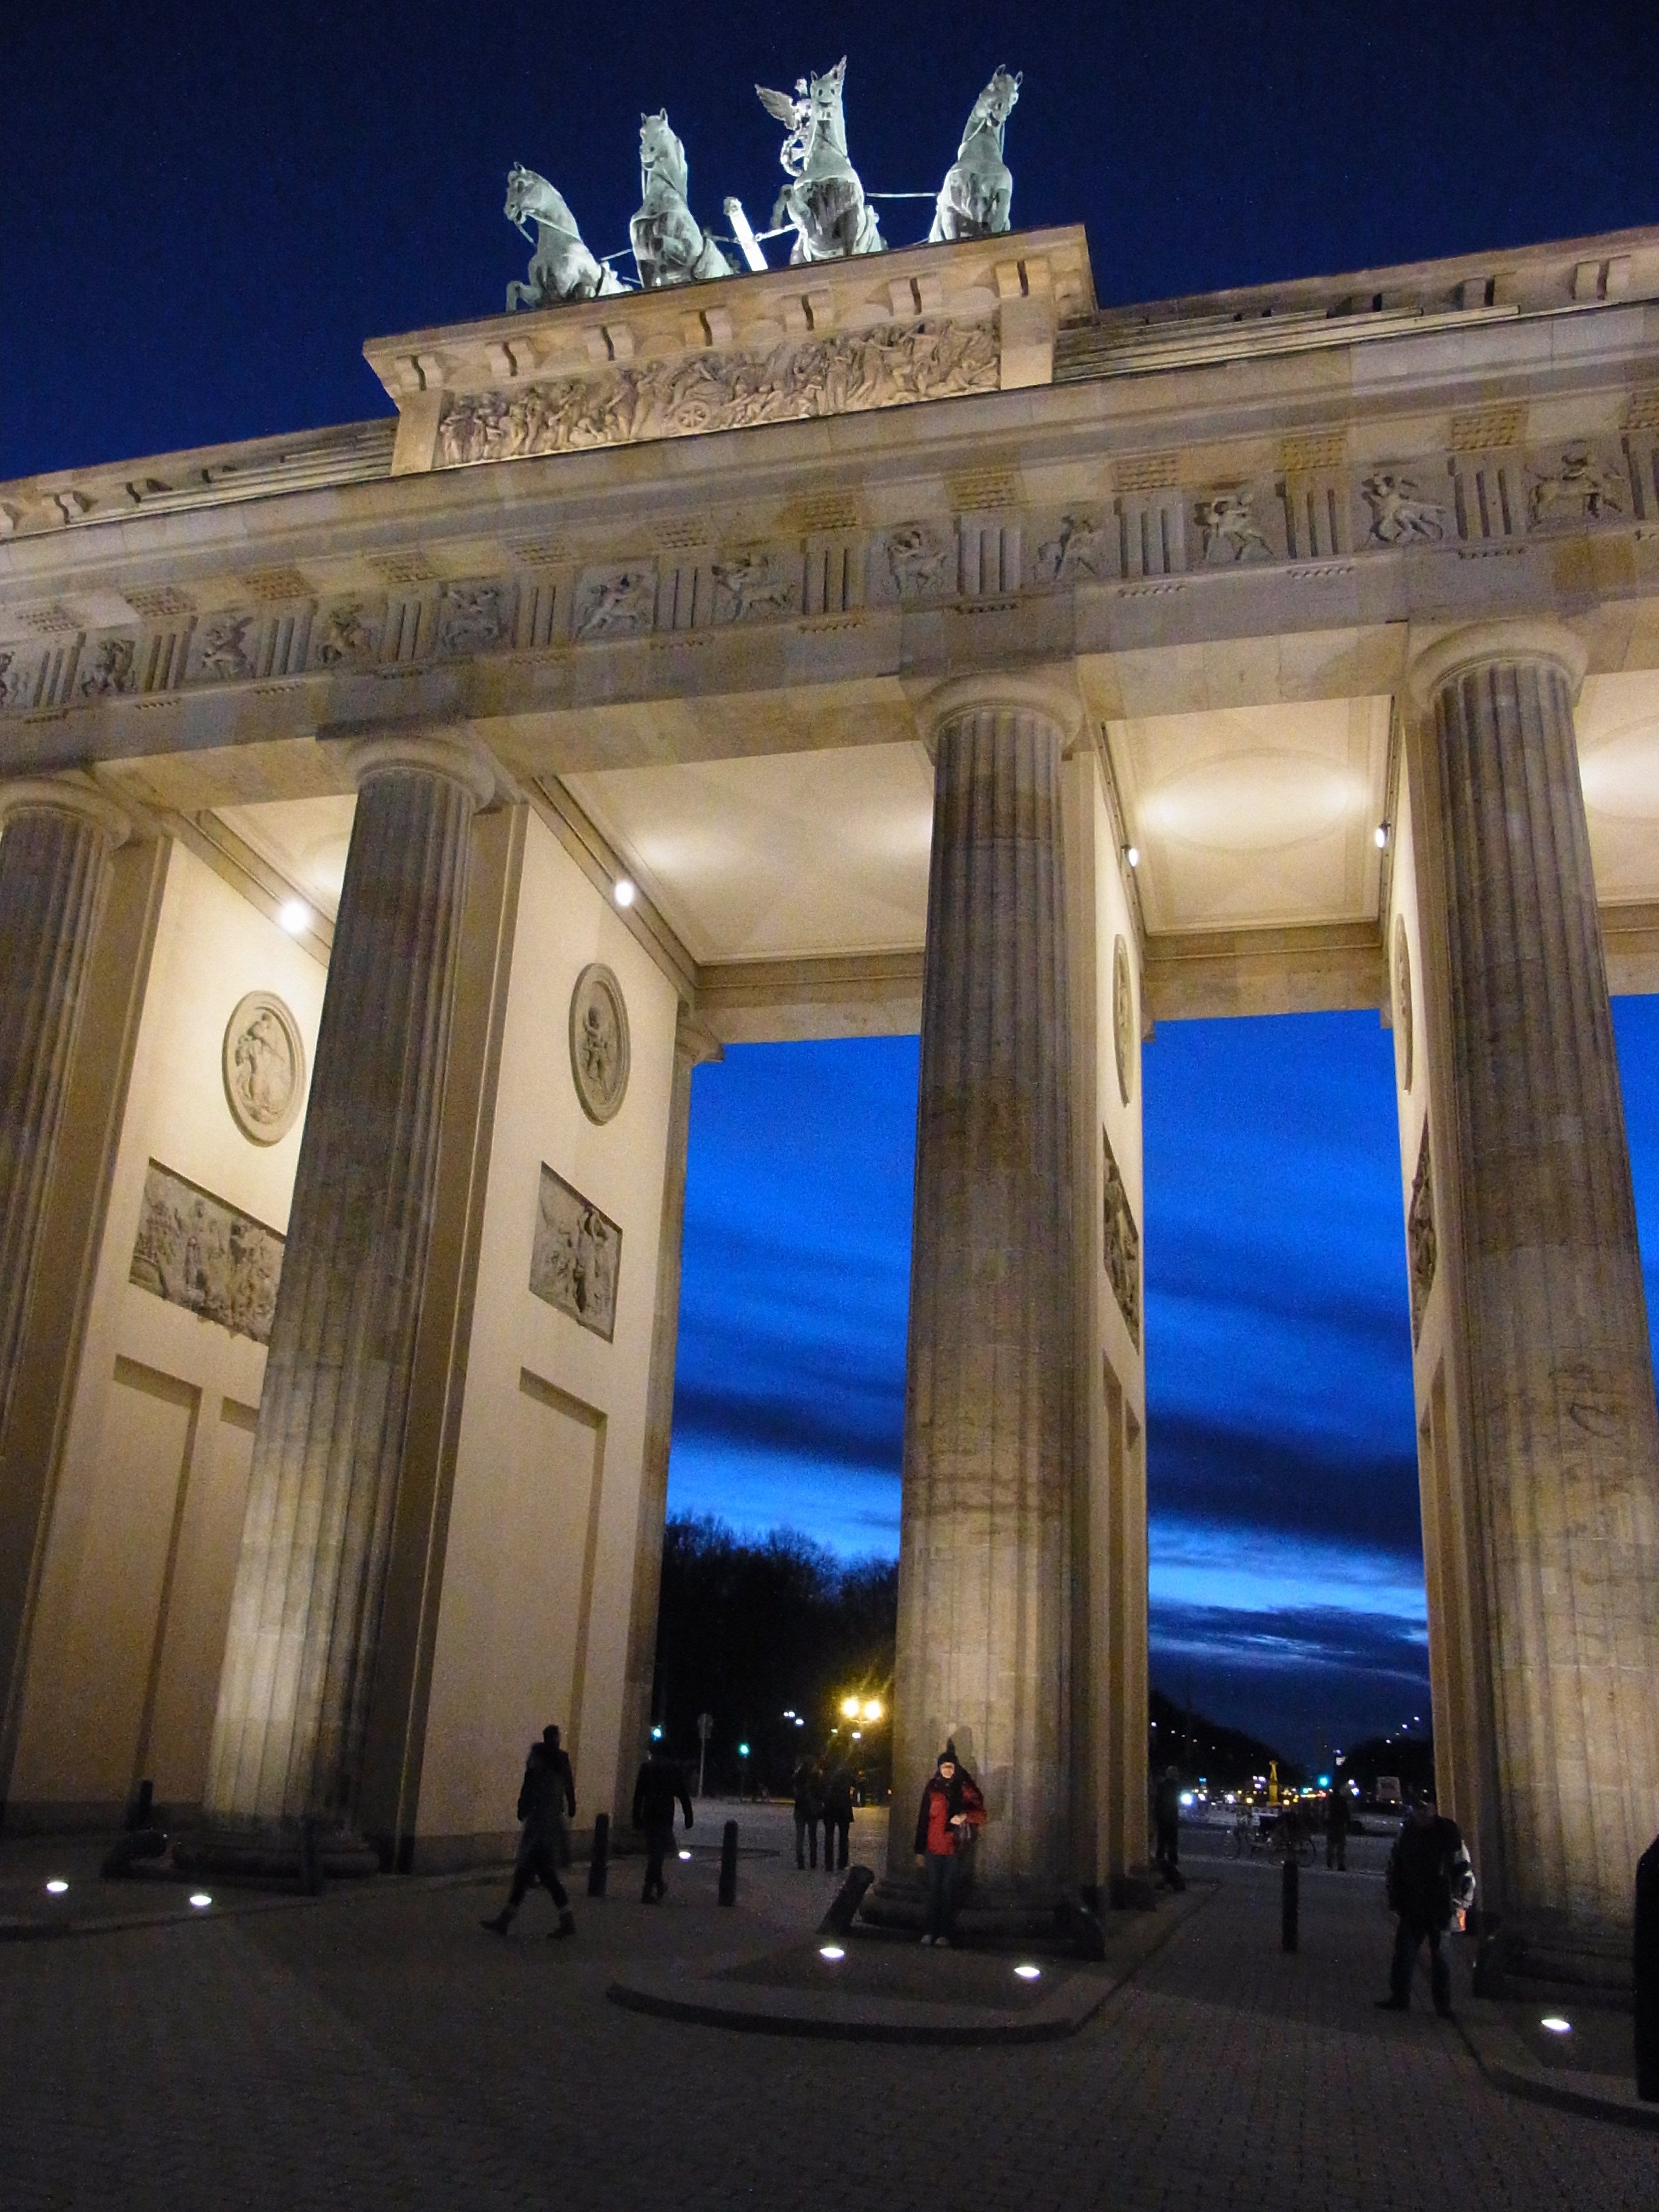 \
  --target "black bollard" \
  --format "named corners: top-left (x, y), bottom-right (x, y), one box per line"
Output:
top-left (1637, 1834), bottom-right (1659, 2102)
top-left (1281, 1851), bottom-right (1299, 1953)
top-left (587, 1811), bottom-right (611, 1897)
top-left (718, 1818), bottom-right (739, 1906)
